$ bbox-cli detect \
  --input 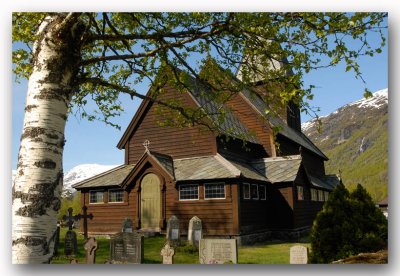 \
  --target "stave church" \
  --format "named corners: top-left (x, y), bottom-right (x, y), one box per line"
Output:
top-left (73, 60), bottom-right (339, 244)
